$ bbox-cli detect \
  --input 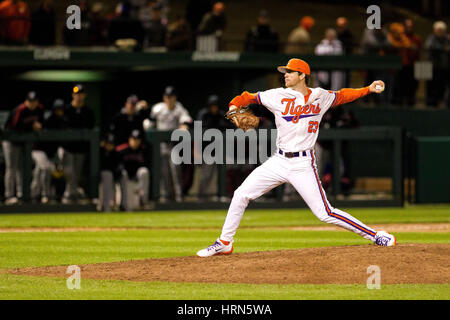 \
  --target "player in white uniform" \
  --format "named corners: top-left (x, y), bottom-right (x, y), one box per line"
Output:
top-left (197, 58), bottom-right (396, 257)
top-left (150, 86), bottom-right (193, 202)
